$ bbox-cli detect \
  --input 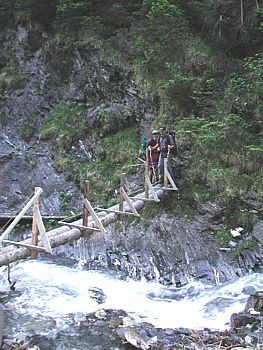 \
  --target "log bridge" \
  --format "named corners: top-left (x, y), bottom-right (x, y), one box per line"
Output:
top-left (0, 158), bottom-right (178, 268)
